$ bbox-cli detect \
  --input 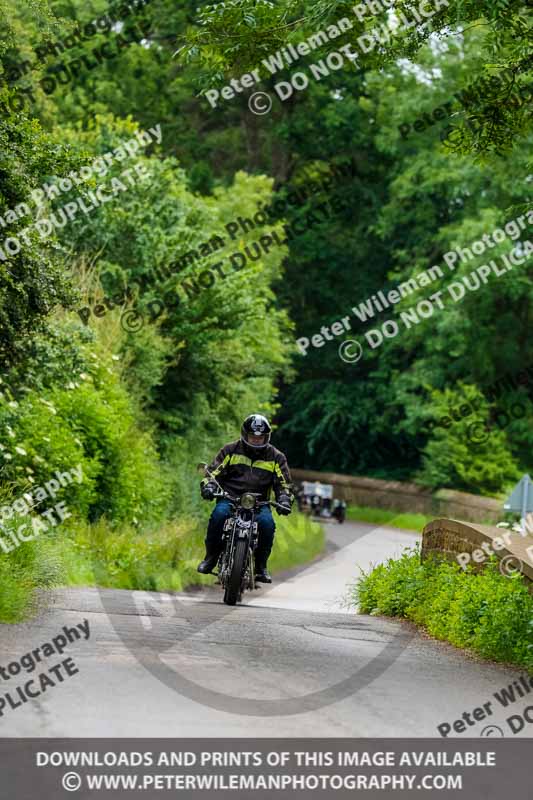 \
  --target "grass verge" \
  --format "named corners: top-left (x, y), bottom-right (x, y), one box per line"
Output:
top-left (0, 536), bottom-right (64, 623)
top-left (62, 510), bottom-right (325, 592)
top-left (349, 546), bottom-right (533, 670)
top-left (0, 510), bottom-right (325, 623)
top-left (269, 512), bottom-right (325, 573)
top-left (346, 505), bottom-right (433, 531)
